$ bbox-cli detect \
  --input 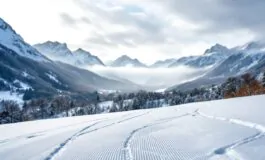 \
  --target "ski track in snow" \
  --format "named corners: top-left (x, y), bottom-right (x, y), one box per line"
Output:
top-left (45, 111), bottom-right (150, 160)
top-left (44, 121), bottom-right (101, 160)
top-left (78, 111), bottom-right (151, 136)
top-left (123, 113), bottom-right (190, 160)
top-left (0, 118), bottom-right (108, 145)
top-left (196, 109), bottom-right (265, 159)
